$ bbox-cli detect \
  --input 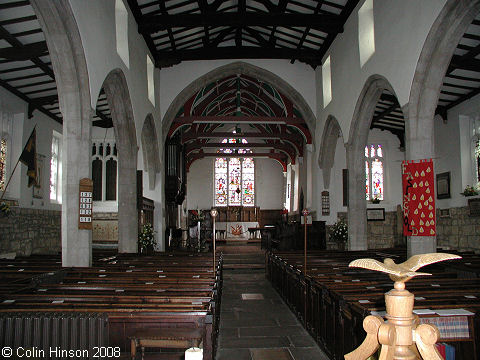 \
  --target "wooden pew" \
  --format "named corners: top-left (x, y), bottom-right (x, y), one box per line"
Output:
top-left (266, 249), bottom-right (479, 360)
top-left (0, 252), bottom-right (223, 360)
